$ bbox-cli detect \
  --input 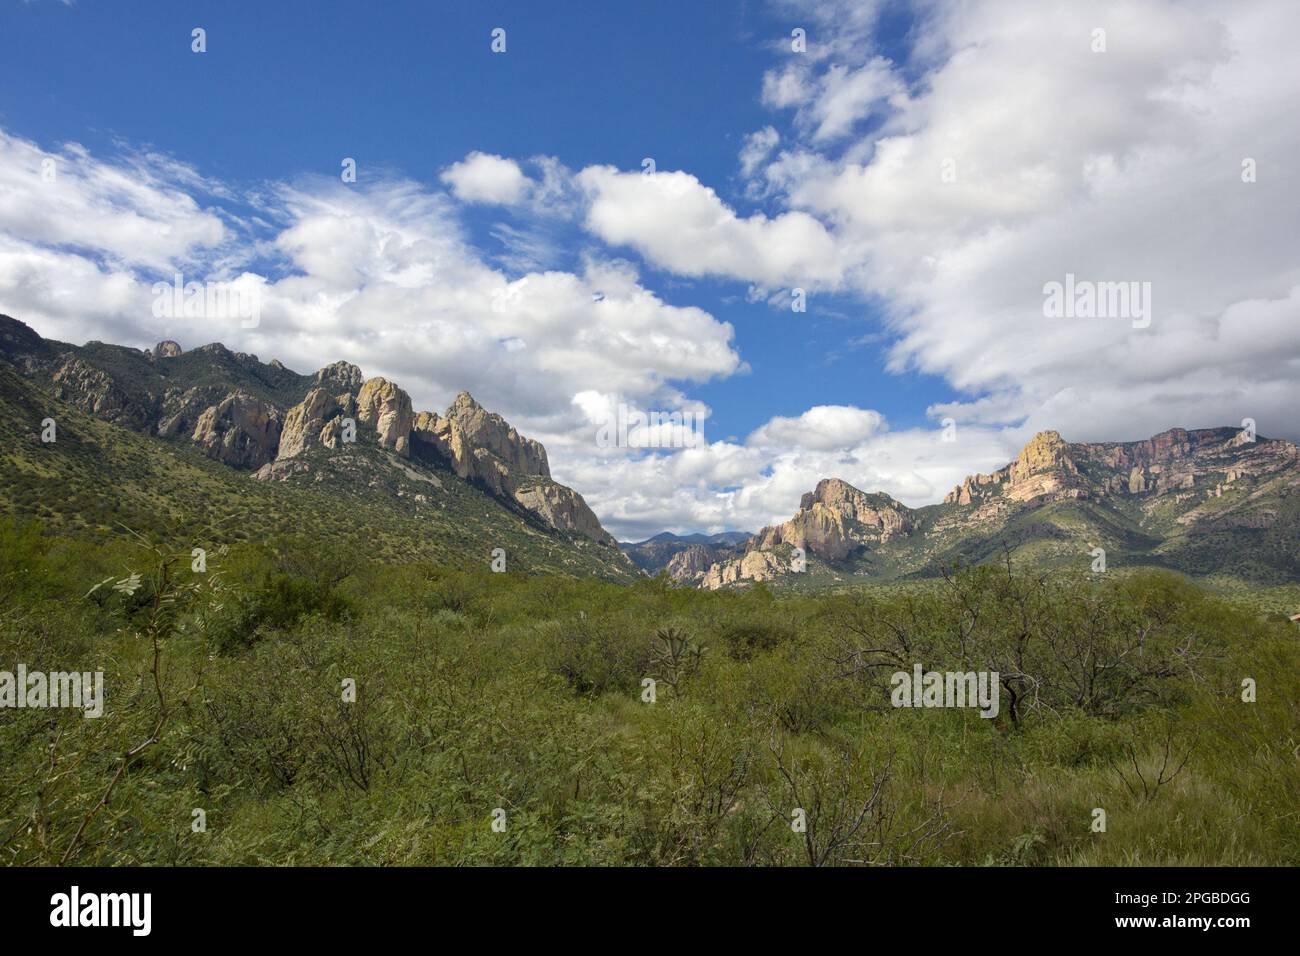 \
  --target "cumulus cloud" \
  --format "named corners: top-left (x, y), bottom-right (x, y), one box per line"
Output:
top-left (747, 405), bottom-right (883, 450)
top-left (565, 0), bottom-right (1300, 535)
top-left (440, 151), bottom-right (532, 205)
top-left (561, 411), bottom-right (1019, 540)
top-left (3, 0), bottom-right (1297, 541)
top-left (0, 130), bottom-right (742, 488)
top-left (576, 165), bottom-right (844, 288)
top-left (757, 0), bottom-right (1300, 445)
